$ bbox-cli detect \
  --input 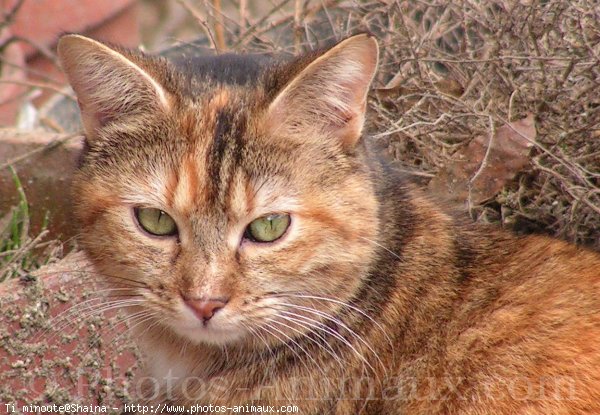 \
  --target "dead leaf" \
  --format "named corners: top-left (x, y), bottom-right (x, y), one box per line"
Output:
top-left (434, 79), bottom-right (464, 98)
top-left (374, 84), bottom-right (409, 100)
top-left (374, 74), bottom-right (464, 115)
top-left (428, 114), bottom-right (537, 206)
top-left (373, 72), bottom-right (411, 102)
top-left (374, 76), bottom-right (463, 100)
